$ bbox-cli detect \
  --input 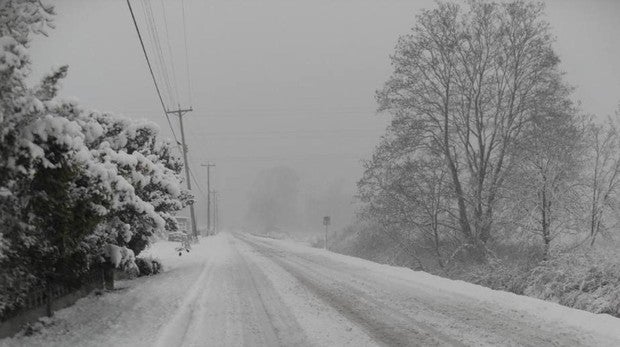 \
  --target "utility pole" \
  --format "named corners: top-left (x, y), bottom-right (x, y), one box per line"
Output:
top-left (200, 163), bottom-right (215, 235)
top-left (167, 106), bottom-right (198, 241)
top-left (323, 216), bottom-right (330, 250)
top-left (214, 191), bottom-right (218, 233)
top-left (217, 193), bottom-right (221, 232)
